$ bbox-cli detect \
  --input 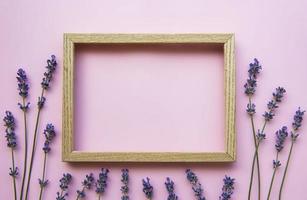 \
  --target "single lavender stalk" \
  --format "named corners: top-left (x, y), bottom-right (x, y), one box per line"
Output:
top-left (121, 169), bottom-right (129, 200)
top-left (95, 168), bottom-right (109, 200)
top-left (25, 55), bottom-right (57, 200)
top-left (219, 176), bottom-right (235, 200)
top-left (142, 177), bottom-right (153, 200)
top-left (56, 173), bottom-right (72, 200)
top-left (76, 173), bottom-right (95, 200)
top-left (244, 59), bottom-right (262, 200)
top-left (3, 111), bottom-right (18, 200)
top-left (267, 126), bottom-right (288, 200)
top-left (17, 68), bottom-right (30, 200)
top-left (248, 85), bottom-right (286, 200)
top-left (38, 124), bottom-right (56, 200)
top-left (165, 177), bottom-right (178, 200)
top-left (278, 108), bottom-right (305, 200)
top-left (186, 169), bottom-right (206, 200)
